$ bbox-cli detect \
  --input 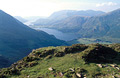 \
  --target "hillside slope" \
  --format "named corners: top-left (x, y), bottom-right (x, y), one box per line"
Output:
top-left (79, 8), bottom-right (120, 38)
top-left (0, 43), bottom-right (120, 78)
top-left (0, 10), bottom-right (66, 68)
